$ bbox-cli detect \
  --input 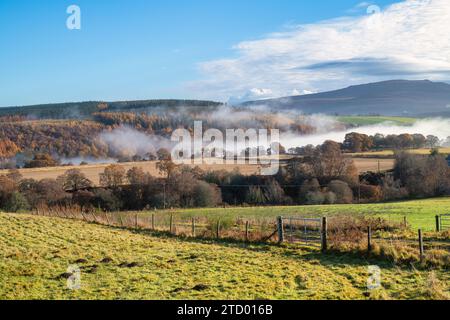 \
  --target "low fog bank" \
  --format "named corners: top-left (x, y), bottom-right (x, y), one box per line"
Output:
top-left (60, 157), bottom-right (117, 166)
top-left (280, 118), bottom-right (450, 149)
top-left (99, 126), bottom-right (173, 159)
